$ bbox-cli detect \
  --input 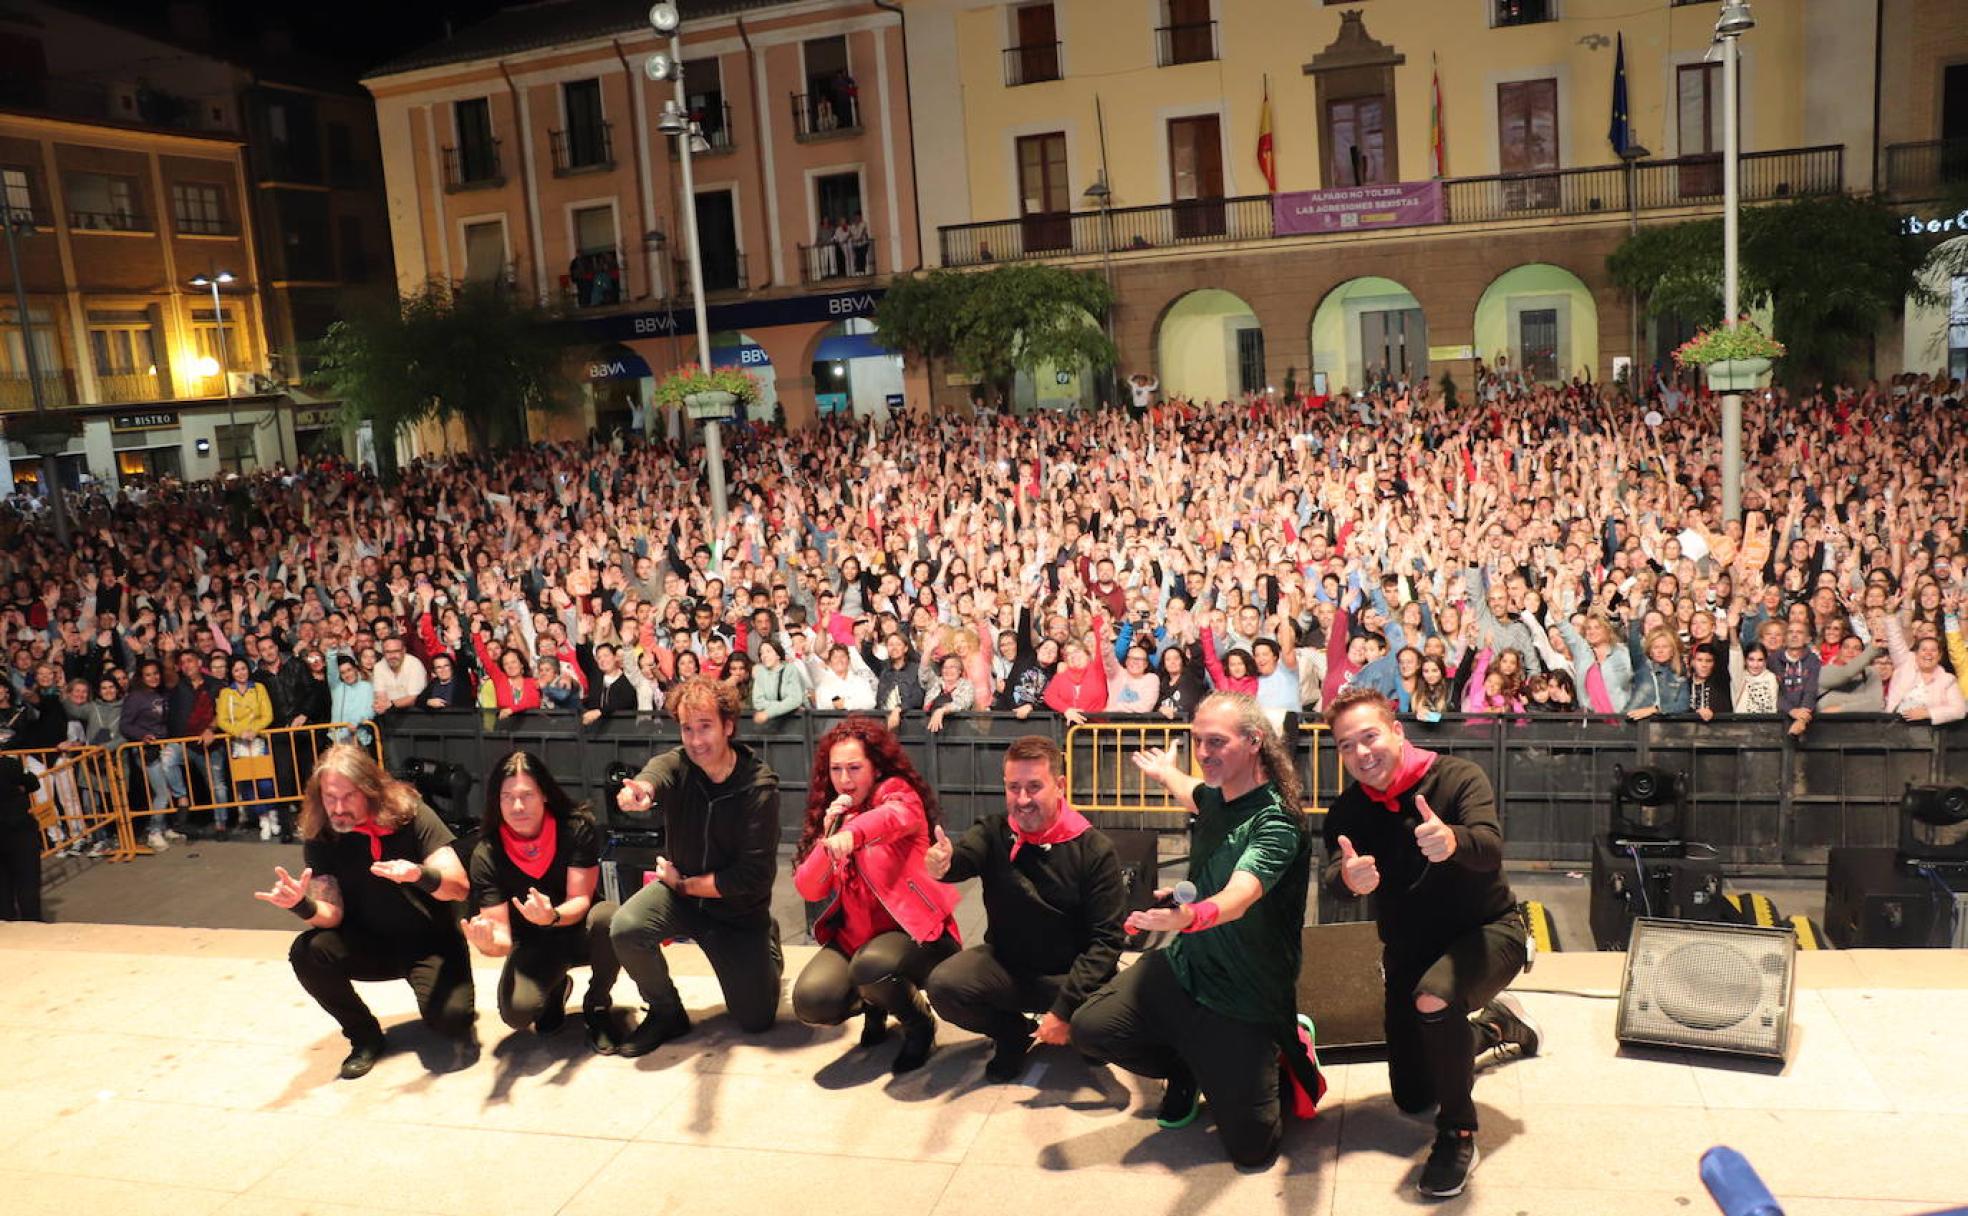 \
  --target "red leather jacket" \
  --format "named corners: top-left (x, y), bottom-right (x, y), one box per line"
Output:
top-left (794, 776), bottom-right (961, 947)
